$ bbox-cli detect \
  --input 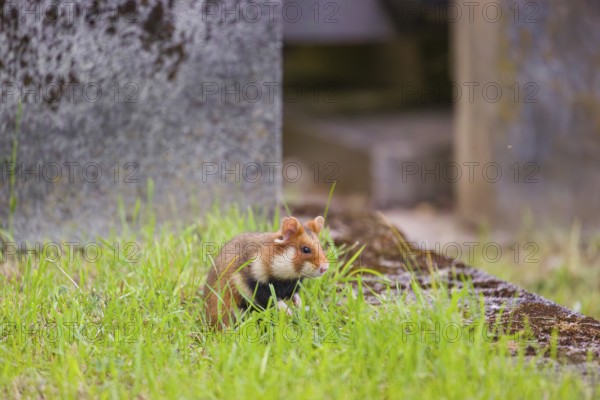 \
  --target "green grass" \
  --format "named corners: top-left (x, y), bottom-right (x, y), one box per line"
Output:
top-left (0, 206), bottom-right (597, 399)
top-left (472, 223), bottom-right (600, 320)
